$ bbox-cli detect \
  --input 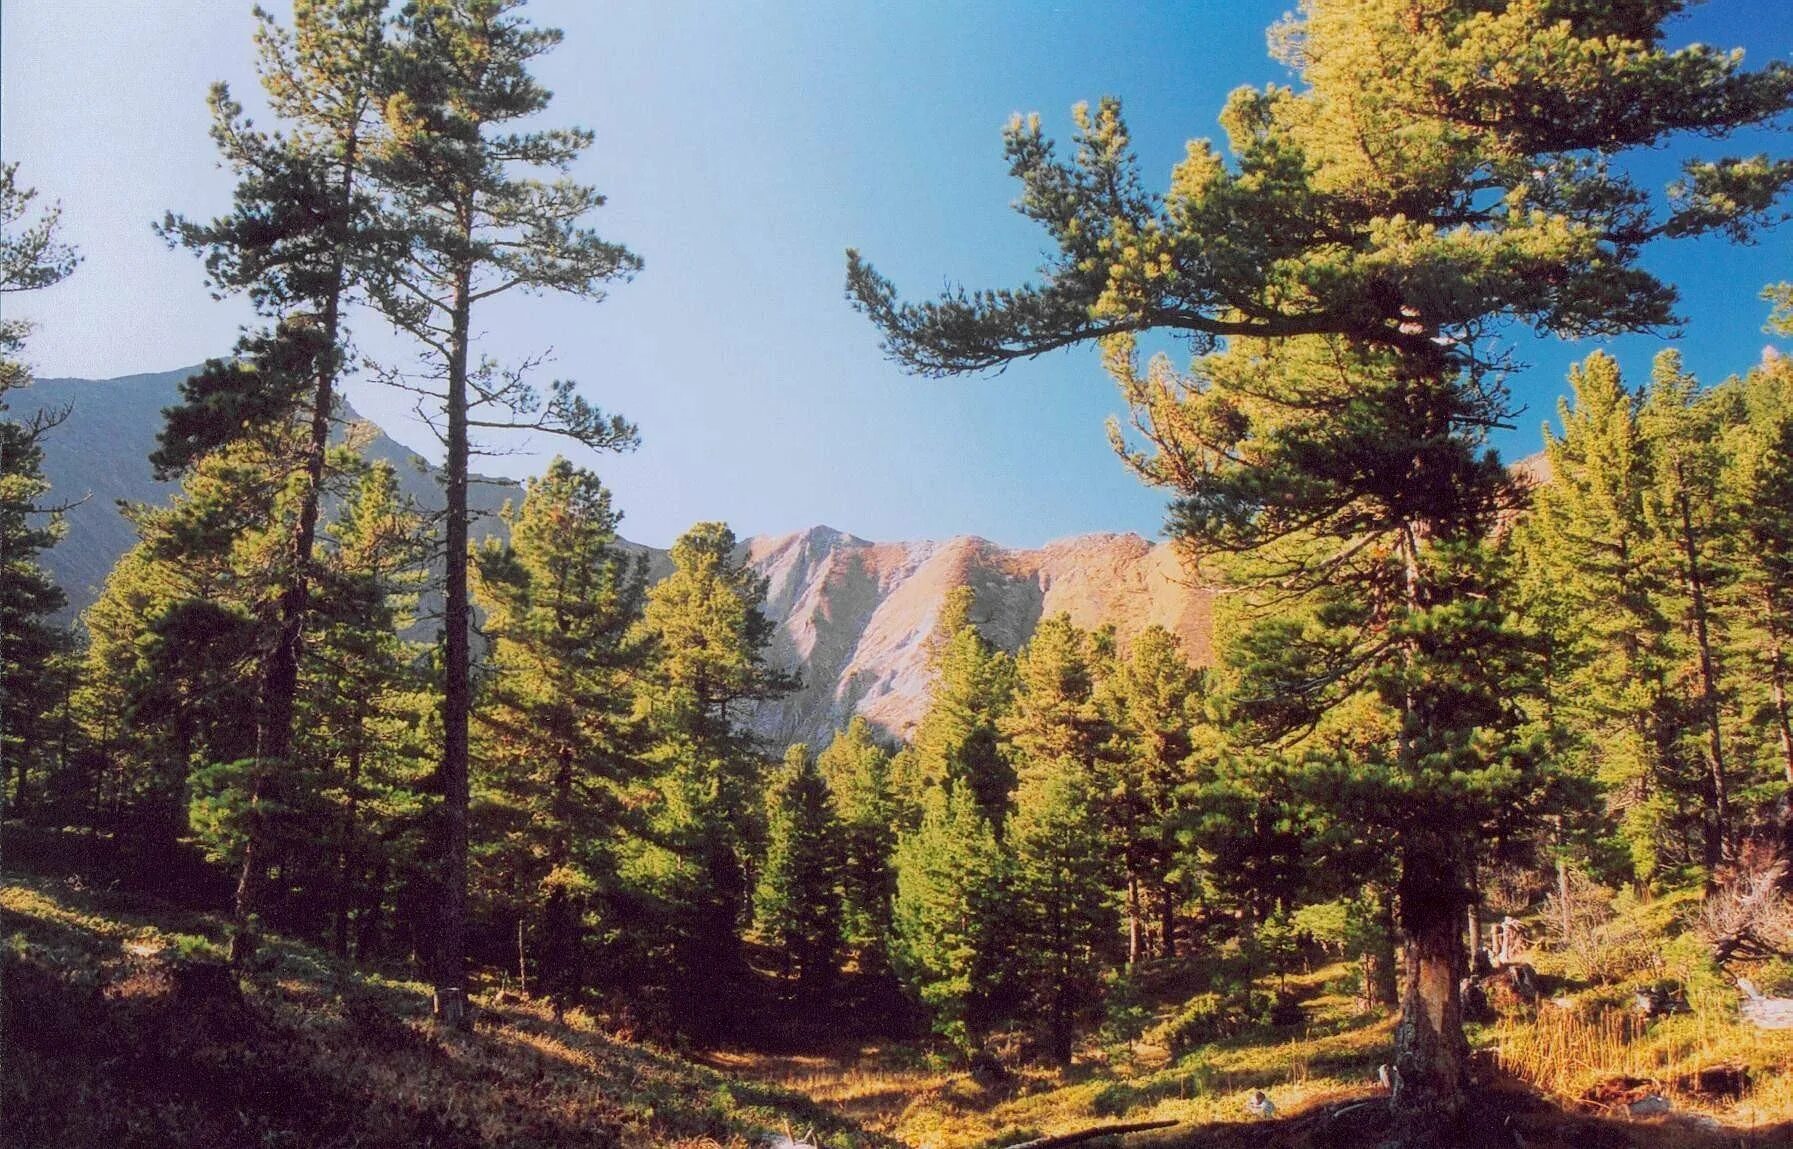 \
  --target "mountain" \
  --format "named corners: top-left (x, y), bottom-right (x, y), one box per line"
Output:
top-left (19, 367), bottom-right (1214, 748)
top-left (744, 527), bottom-right (1212, 746)
top-left (19, 366), bottom-right (524, 617)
